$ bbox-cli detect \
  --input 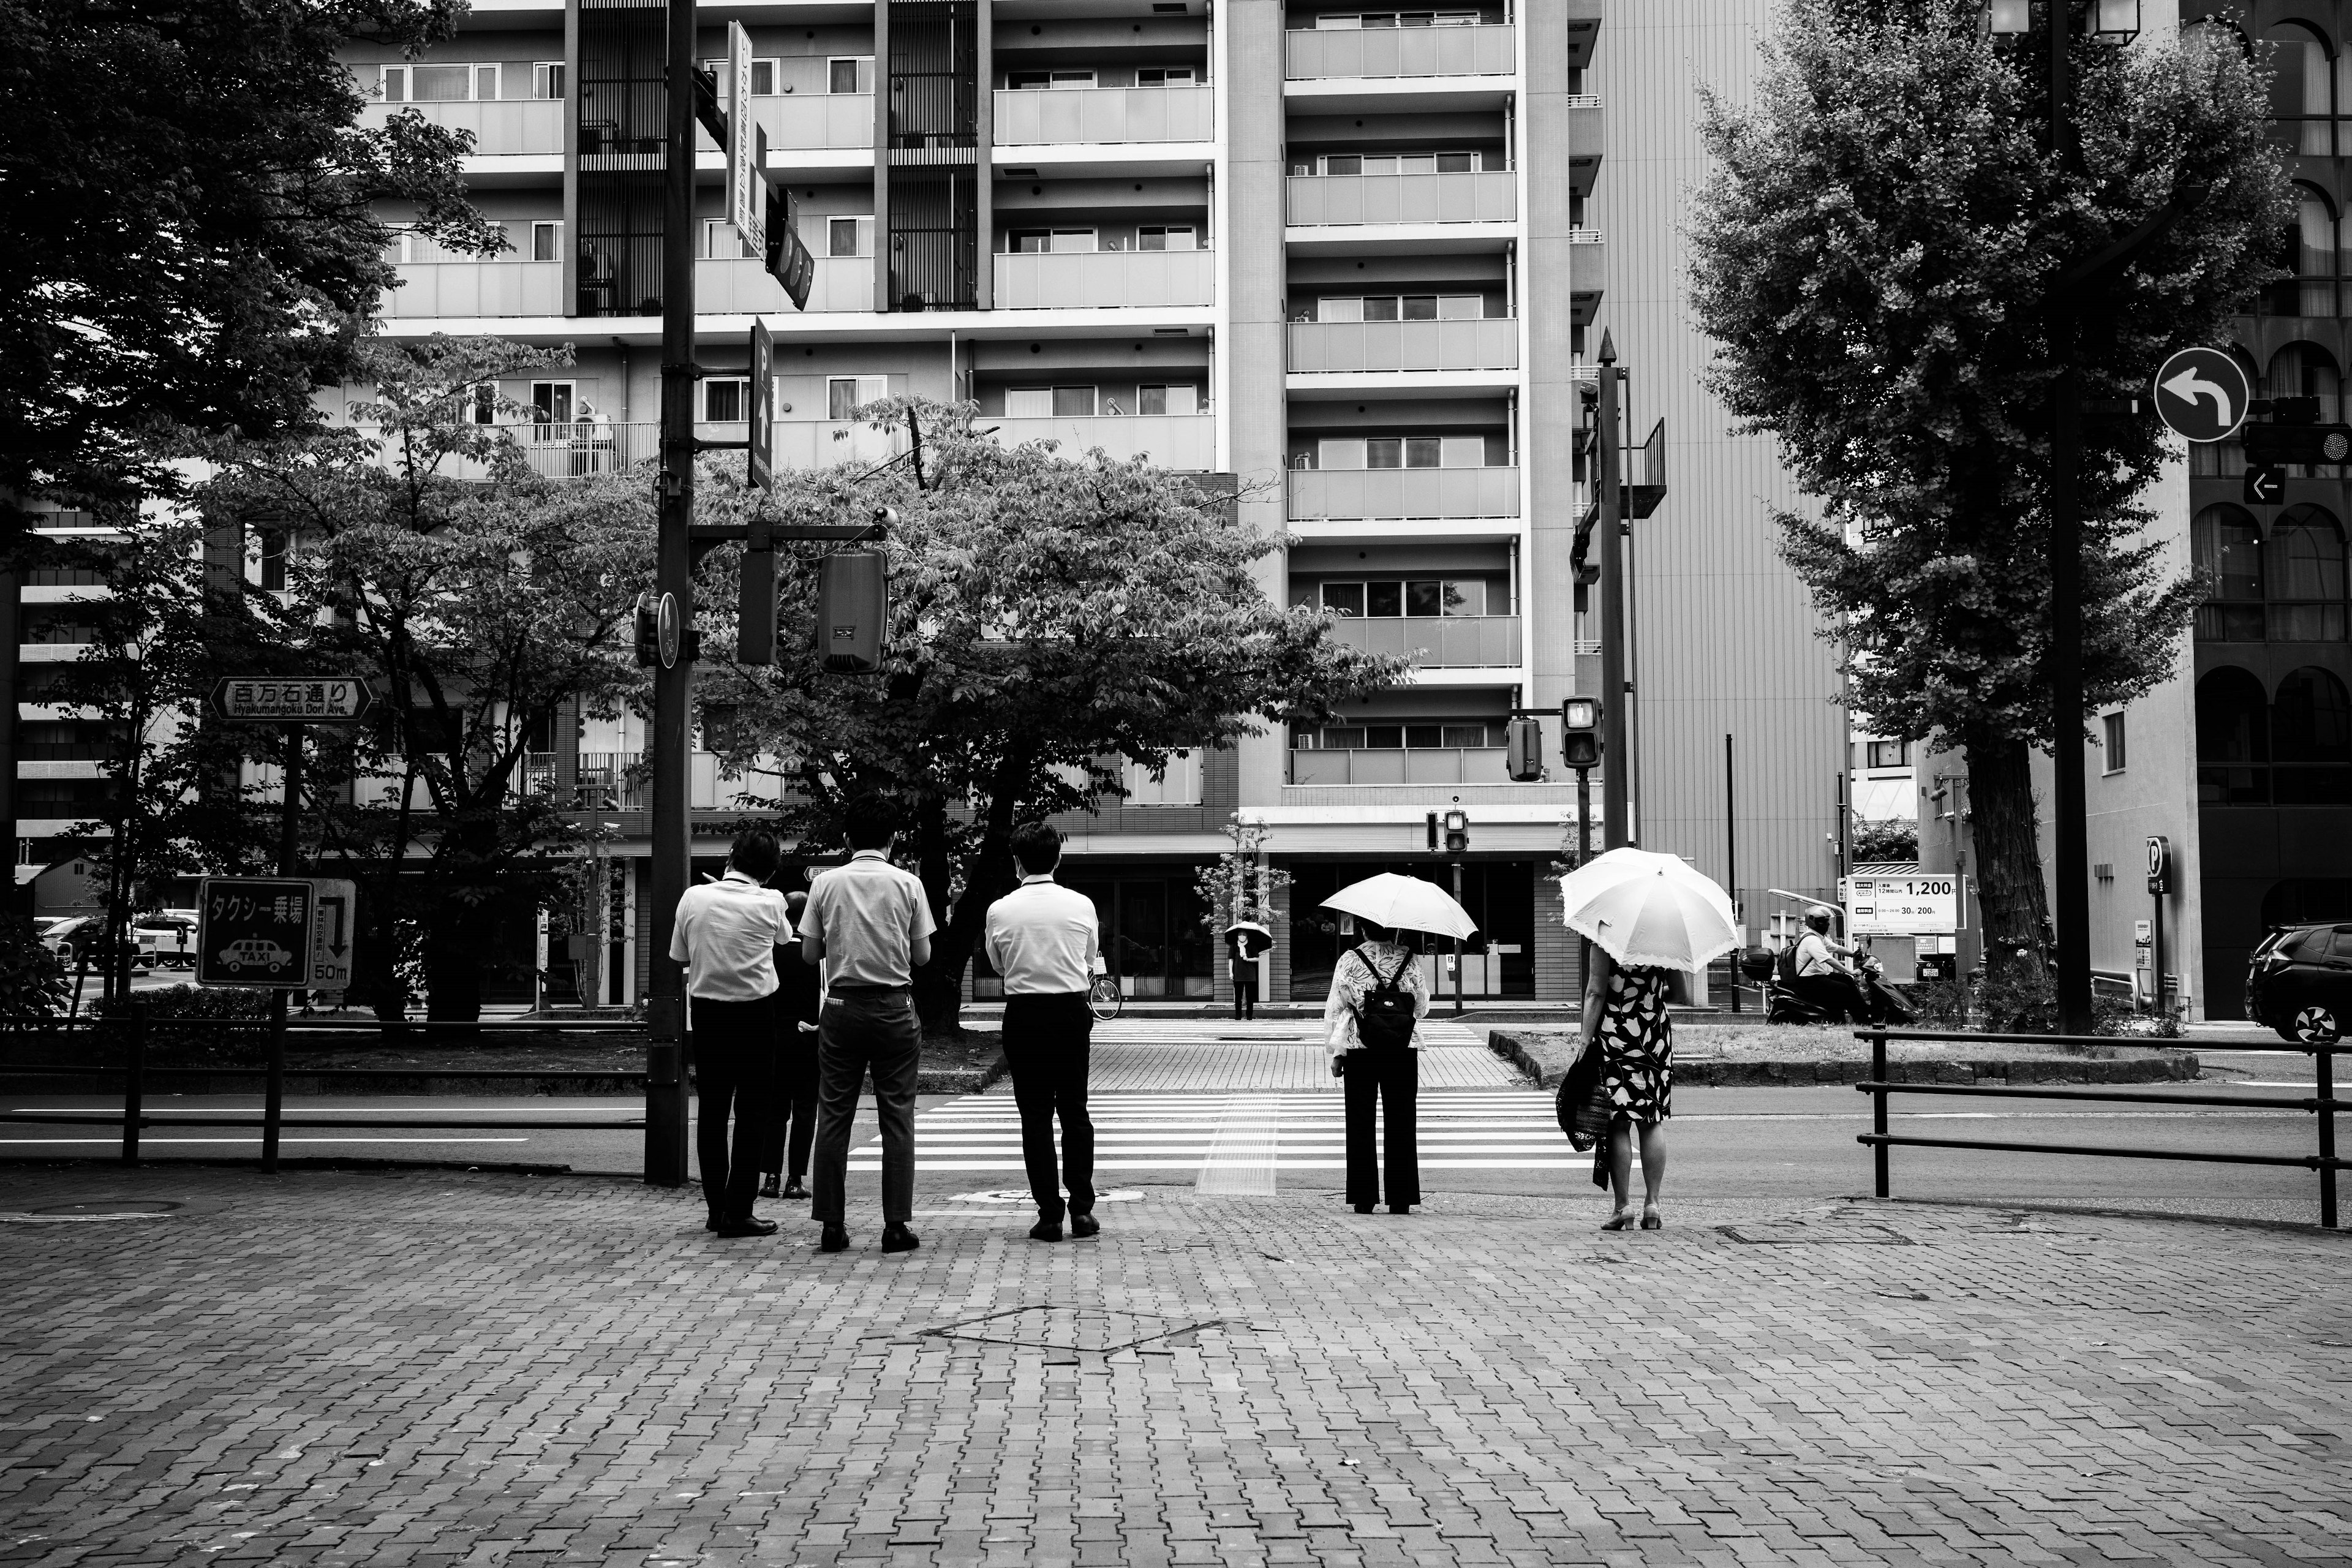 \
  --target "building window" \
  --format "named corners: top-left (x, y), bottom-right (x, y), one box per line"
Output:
top-left (255, 529), bottom-right (287, 592)
top-left (2269, 507), bottom-right (2350, 641)
top-left (1137, 385), bottom-right (1197, 416)
top-left (703, 379), bottom-right (749, 423)
top-left (701, 220), bottom-right (758, 260)
top-left (379, 62), bottom-right (497, 102)
top-left (2195, 505), bottom-right (2267, 642)
top-left (530, 380), bottom-right (575, 434)
top-left (2272, 665), bottom-right (2352, 804)
top-left (1136, 225), bottom-right (1197, 252)
top-left (1121, 751), bottom-right (1202, 807)
top-left (1294, 151), bottom-right (1490, 175)
top-left (531, 62), bottom-right (565, 100)
top-left (827, 376), bottom-right (888, 420)
top-left (472, 382), bottom-right (496, 425)
top-left (2262, 187), bottom-right (2345, 319)
top-left (1315, 434), bottom-right (1485, 469)
top-left (1306, 578), bottom-right (1488, 617)
top-left (1292, 721), bottom-right (1506, 749)
top-left (2263, 23), bottom-right (2349, 159)
top-left (828, 57), bottom-right (874, 94)
top-left (1866, 739), bottom-right (1909, 769)
top-left (2100, 713), bottom-right (2125, 775)
top-left (1008, 70), bottom-right (1098, 89)
top-left (2196, 667), bottom-right (2271, 804)
top-left (826, 216), bottom-right (873, 257)
top-left (1136, 67), bottom-right (1197, 86)
top-left (530, 221), bottom-right (560, 262)
top-left (1009, 229), bottom-right (1098, 254)
top-left (1316, 293), bottom-right (1482, 321)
